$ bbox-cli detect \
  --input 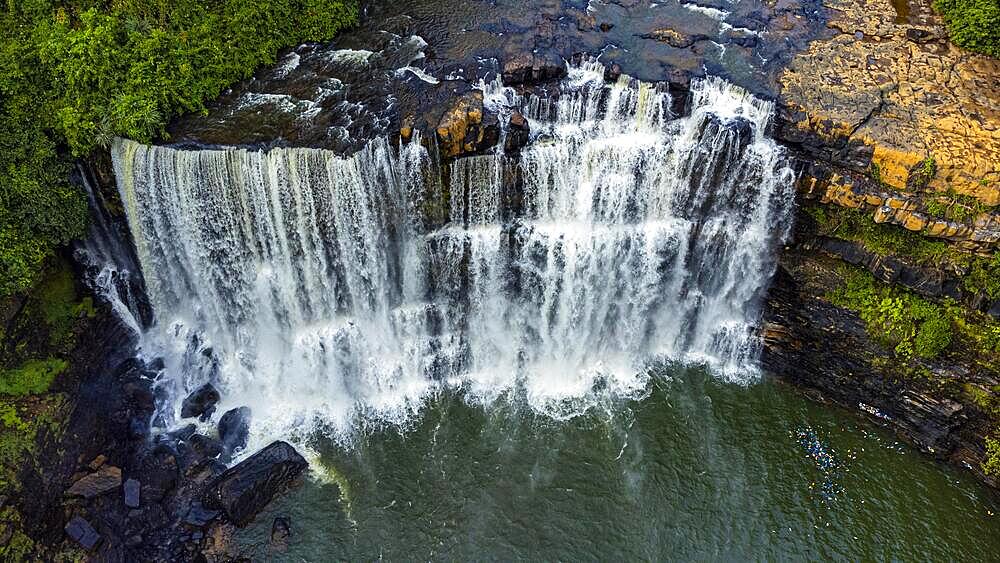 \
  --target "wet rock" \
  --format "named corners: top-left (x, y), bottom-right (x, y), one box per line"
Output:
top-left (189, 433), bottom-right (224, 460)
top-left (435, 92), bottom-right (499, 159)
top-left (123, 379), bottom-right (155, 413)
top-left (124, 478), bottom-right (141, 508)
top-left (65, 516), bottom-right (101, 550)
top-left (904, 27), bottom-right (934, 44)
top-left (504, 112), bottom-right (531, 154)
top-left (501, 52), bottom-right (566, 86)
top-left (604, 63), bottom-right (622, 83)
top-left (66, 465), bottom-right (122, 499)
top-left (185, 500), bottom-right (221, 528)
top-left (639, 28), bottom-right (710, 49)
top-left (218, 407), bottom-right (251, 455)
top-left (139, 446), bottom-right (179, 503)
top-left (169, 423), bottom-right (198, 442)
top-left (181, 383), bottom-right (220, 420)
top-left (87, 454), bottom-right (107, 471)
top-left (203, 441), bottom-right (308, 527)
top-left (270, 516), bottom-right (291, 552)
